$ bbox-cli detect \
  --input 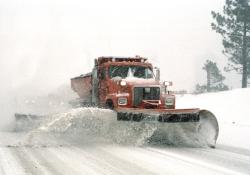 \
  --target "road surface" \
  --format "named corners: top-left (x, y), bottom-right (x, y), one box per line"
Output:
top-left (0, 132), bottom-right (249, 175)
